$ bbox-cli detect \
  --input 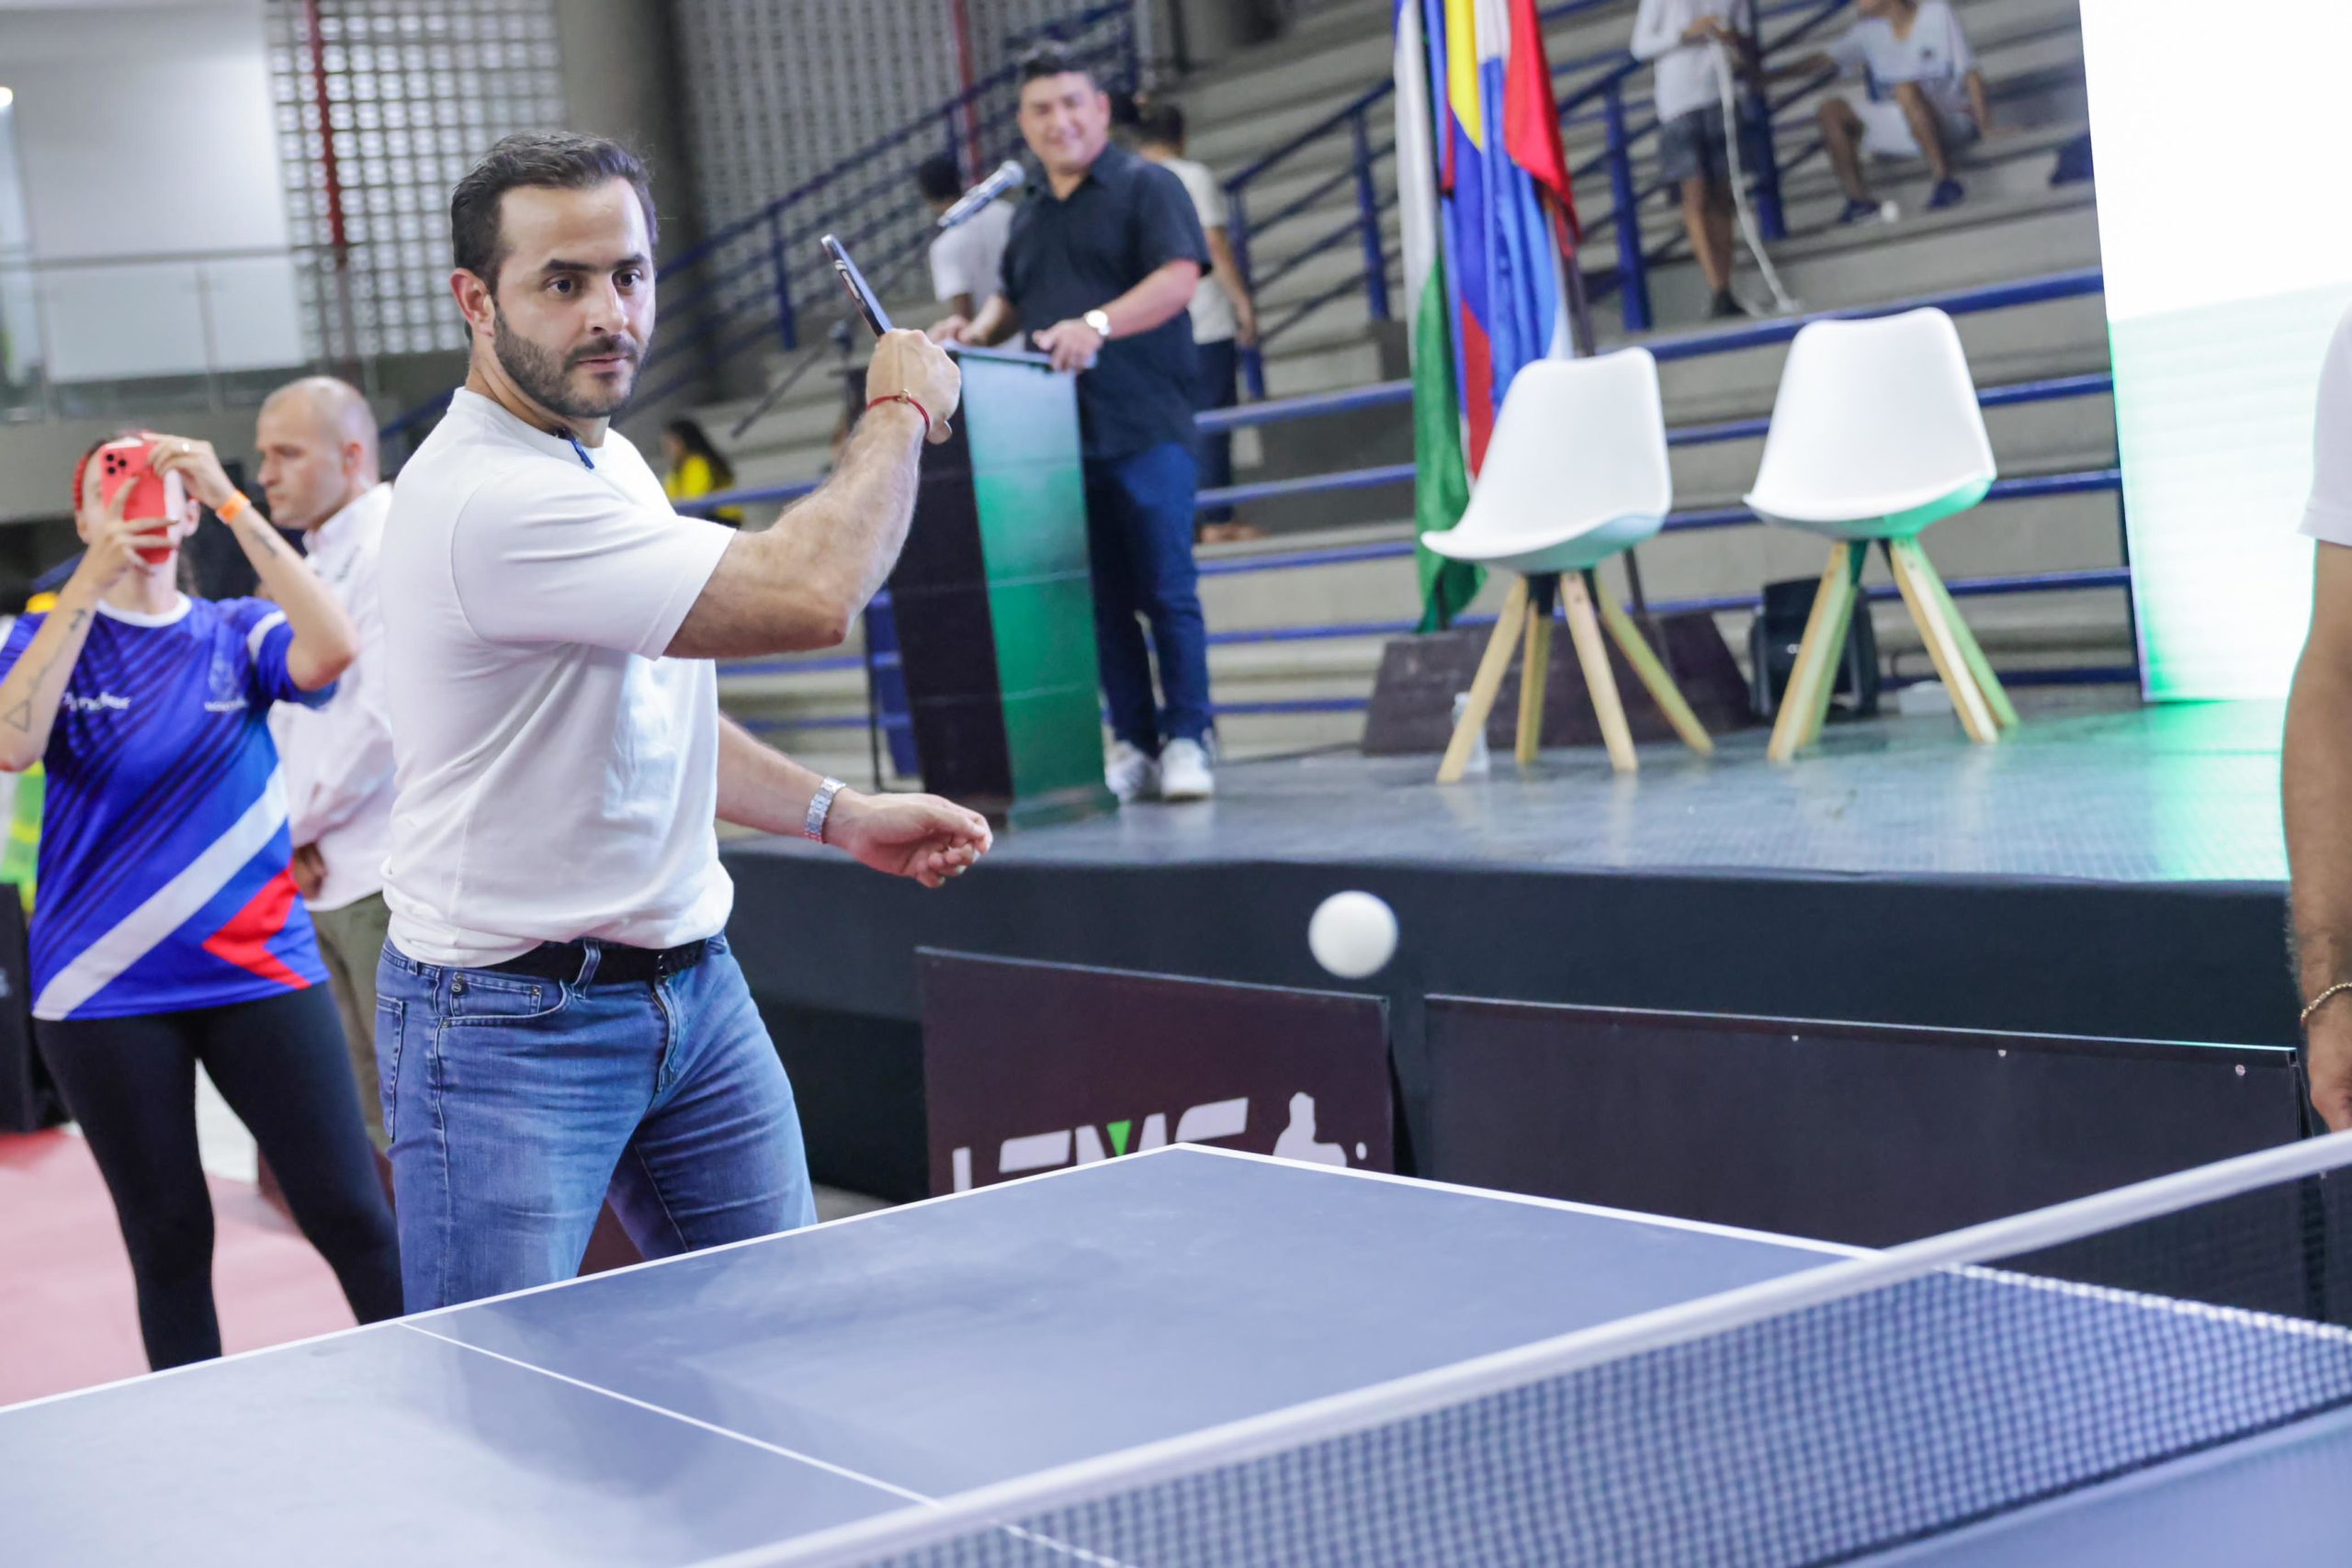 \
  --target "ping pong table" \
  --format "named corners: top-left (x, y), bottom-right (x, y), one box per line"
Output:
top-left (5, 1142), bottom-right (2349, 1567)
